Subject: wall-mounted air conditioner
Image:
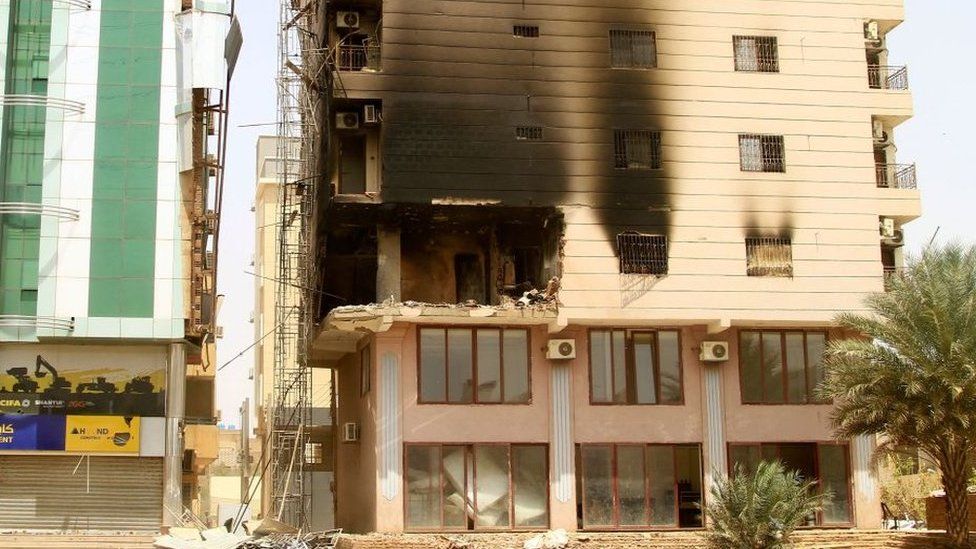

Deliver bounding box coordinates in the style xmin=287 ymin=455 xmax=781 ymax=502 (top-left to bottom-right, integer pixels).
xmin=364 ymin=104 xmax=379 ymax=124
xmin=547 ymin=339 xmax=577 ymax=360
xmin=337 ymin=11 xmax=360 ymax=29
xmin=700 ymin=341 xmax=730 ymax=362
xmin=336 ymin=112 xmax=360 ymax=130
xmin=342 ymin=422 xmax=360 ymax=442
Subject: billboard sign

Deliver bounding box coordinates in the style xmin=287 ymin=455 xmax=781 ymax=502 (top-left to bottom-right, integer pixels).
xmin=0 ymin=347 xmax=166 ymax=417
xmin=64 ymin=416 xmax=141 ymax=454
xmin=0 ymin=414 xmax=67 ymax=451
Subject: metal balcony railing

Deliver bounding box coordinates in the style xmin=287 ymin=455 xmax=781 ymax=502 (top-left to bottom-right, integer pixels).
xmin=337 ymin=45 xmax=380 ymax=71
xmin=868 ymin=64 xmax=909 ymax=90
xmin=883 ymin=266 xmax=903 ymax=291
xmin=875 ymin=163 xmax=917 ymax=189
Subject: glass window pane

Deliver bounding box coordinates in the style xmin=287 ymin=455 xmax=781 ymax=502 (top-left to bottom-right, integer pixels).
xmin=617 ymin=446 xmax=647 ymax=526
xmin=658 ymin=331 xmax=682 ymax=403
xmin=406 ymin=446 xmax=441 ymax=528
xmin=612 ymin=330 xmax=627 ymax=403
xmin=646 ymin=446 xmax=676 ymax=526
xmin=581 ymin=445 xmax=614 ymax=527
xmin=762 ymin=332 xmax=784 ymax=403
xmin=476 ymin=330 xmax=502 ymax=403
xmin=448 ymin=329 xmax=474 ymax=403
xmin=806 ymin=333 xmax=827 ymax=401
xmin=786 ymin=333 xmax=807 ymax=403
xmin=633 ymin=333 xmax=657 ymax=404
xmin=674 ymin=446 xmax=703 ymax=528
xmin=503 ymin=330 xmax=530 ymax=403
xmin=590 ymin=331 xmax=613 ymax=403
xmin=441 ymin=446 xmax=469 ymax=528
xmin=739 ymin=332 xmax=763 ymax=403
xmin=818 ymin=445 xmax=852 ymax=524
xmin=513 ymin=446 xmax=549 ymax=528
xmin=420 ymin=329 xmax=446 ymax=402
xmin=475 ymin=446 xmax=511 ymax=528
xmin=728 ymin=445 xmax=761 ymax=476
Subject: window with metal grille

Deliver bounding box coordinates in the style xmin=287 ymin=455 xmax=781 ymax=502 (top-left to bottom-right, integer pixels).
xmin=614 ymin=130 xmax=662 ymax=170
xmin=609 ymin=29 xmax=657 ymax=69
xmin=745 ymin=237 xmax=793 ymax=277
xmin=513 ymin=25 xmax=539 ymax=38
xmin=617 ymin=233 xmax=668 ymax=275
xmin=515 ymin=126 xmax=543 ymax=140
xmin=733 ymin=36 xmax=779 ymax=72
xmin=739 ymin=134 xmax=785 ymax=172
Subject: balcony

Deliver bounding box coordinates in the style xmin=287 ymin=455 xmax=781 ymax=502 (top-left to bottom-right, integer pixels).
xmin=883 ymin=266 xmax=904 ymax=291
xmin=337 ymin=44 xmax=380 ymax=71
xmin=876 ymin=163 xmax=916 ymax=189
xmin=868 ymin=65 xmax=909 ymax=90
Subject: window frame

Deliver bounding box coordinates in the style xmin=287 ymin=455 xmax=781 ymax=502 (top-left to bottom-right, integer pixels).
xmin=737 ymin=330 xmax=830 ymax=405
xmin=744 ymin=236 xmax=793 ymax=277
xmin=617 ymin=232 xmax=669 ymax=275
xmin=513 ymin=25 xmax=540 ymax=38
xmin=727 ymin=441 xmax=853 ymax=526
xmin=738 ymin=134 xmax=785 ymax=173
xmin=733 ymin=35 xmax=780 ymax=73
xmin=613 ymin=129 xmax=663 ymax=170
xmin=417 ymin=326 xmax=533 ymax=405
xmin=577 ymin=443 xmax=704 ymax=530
xmin=588 ymin=328 xmax=685 ymax=406
xmin=609 ymin=28 xmax=658 ymax=69
xmin=403 ymin=442 xmax=551 ymax=532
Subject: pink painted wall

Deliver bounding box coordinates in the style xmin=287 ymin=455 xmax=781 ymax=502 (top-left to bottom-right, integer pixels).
xmin=335 ymin=343 xmax=377 ymax=534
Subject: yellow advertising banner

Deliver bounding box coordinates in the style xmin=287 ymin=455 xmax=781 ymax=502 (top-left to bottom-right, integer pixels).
xmin=64 ymin=416 xmax=140 ymax=453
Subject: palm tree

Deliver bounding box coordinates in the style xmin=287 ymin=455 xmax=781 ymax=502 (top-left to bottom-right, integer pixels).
xmin=820 ymin=244 xmax=976 ymax=548
xmin=705 ymin=461 xmax=827 ymax=549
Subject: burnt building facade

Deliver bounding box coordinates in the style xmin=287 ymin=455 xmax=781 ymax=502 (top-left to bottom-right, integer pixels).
xmin=291 ymin=0 xmax=919 ymax=534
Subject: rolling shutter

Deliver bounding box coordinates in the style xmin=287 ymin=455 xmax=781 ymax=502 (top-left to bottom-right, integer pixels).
xmin=0 ymin=456 xmax=163 ymax=532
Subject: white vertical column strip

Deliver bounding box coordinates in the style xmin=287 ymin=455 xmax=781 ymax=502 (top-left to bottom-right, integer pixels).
xmin=703 ymin=365 xmax=726 ymax=480
xmin=379 ymin=350 xmax=401 ymax=501
xmin=551 ymin=364 xmax=573 ymax=503
xmin=154 ymin=0 xmax=180 ymax=328
xmin=852 ymin=434 xmax=877 ymax=498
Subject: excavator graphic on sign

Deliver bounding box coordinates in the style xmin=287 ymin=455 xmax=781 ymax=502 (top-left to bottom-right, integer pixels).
xmin=5 ymin=367 xmax=38 ymax=393
xmin=76 ymin=377 xmax=118 ymax=394
xmin=34 ymin=355 xmax=72 ymax=395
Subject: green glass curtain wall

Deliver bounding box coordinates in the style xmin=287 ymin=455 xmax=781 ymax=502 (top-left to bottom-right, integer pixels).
xmin=0 ymin=0 xmax=52 ymax=317
xmin=88 ymin=0 xmax=164 ymax=318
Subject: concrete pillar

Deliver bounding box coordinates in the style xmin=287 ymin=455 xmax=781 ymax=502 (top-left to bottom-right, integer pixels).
xmin=163 ymin=342 xmax=187 ymax=528
xmin=701 ymin=361 xmax=726 ymax=522
xmin=376 ymin=226 xmax=401 ymax=303
xmin=549 ymin=362 xmax=577 ymax=530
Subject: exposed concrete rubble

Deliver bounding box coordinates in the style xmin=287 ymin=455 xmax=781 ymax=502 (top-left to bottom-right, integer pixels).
xmin=153 ymin=527 xmax=341 ymax=549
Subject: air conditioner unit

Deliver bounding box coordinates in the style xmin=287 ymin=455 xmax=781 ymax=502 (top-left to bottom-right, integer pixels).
xmin=883 ymin=229 xmax=905 ymax=248
xmin=336 ymin=111 xmax=359 ymax=130
xmin=864 ymin=20 xmax=880 ymax=41
xmin=363 ymin=104 xmax=379 ymax=124
xmin=342 ymin=422 xmax=360 ymax=442
xmin=547 ymin=339 xmax=577 ymax=360
xmin=215 ymin=326 xmax=224 ymax=339
xmin=873 ymin=120 xmax=888 ymax=142
xmin=880 ymin=217 xmax=896 ymax=238
xmin=337 ymin=11 xmax=360 ymax=29
xmin=700 ymin=341 xmax=730 ymax=362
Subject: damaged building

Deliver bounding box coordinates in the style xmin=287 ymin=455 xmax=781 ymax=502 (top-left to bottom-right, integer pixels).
xmin=273 ymin=0 xmax=920 ymax=535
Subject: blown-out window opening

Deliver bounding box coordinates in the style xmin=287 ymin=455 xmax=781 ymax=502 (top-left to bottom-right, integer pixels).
xmin=745 ymin=237 xmax=793 ymax=277
xmin=733 ymin=36 xmax=779 ymax=72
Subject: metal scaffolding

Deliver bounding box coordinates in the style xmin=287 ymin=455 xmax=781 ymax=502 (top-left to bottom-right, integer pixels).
xmin=271 ymin=0 xmax=327 ymax=529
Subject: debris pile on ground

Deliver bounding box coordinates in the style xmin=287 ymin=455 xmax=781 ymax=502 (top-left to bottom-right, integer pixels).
xmin=153 ymin=527 xmax=341 ymax=549
xmin=523 ymin=530 xmax=569 ymax=549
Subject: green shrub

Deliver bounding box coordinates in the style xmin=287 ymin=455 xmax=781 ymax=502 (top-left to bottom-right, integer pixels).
xmin=706 ymin=461 xmax=828 ymax=549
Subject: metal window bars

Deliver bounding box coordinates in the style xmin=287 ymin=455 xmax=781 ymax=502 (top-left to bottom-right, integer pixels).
xmin=52 ymin=0 xmax=92 ymax=8
xmin=0 ymin=202 xmax=80 ymax=221
xmin=513 ymin=25 xmax=540 ymax=38
xmin=614 ymin=130 xmax=662 ymax=170
xmin=883 ymin=266 xmax=903 ymax=291
xmin=0 ymin=315 xmax=74 ymax=331
xmin=875 ymin=163 xmax=917 ymax=189
xmin=515 ymin=126 xmax=543 ymax=140
xmin=867 ymin=65 xmax=909 ymax=90
xmin=617 ymin=233 xmax=669 ymax=275
xmin=609 ymin=29 xmax=657 ymax=69
xmin=745 ymin=237 xmax=793 ymax=277
xmin=0 ymin=94 xmax=85 ymax=114
xmin=739 ymin=134 xmax=785 ymax=173
xmin=733 ymin=36 xmax=779 ymax=72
